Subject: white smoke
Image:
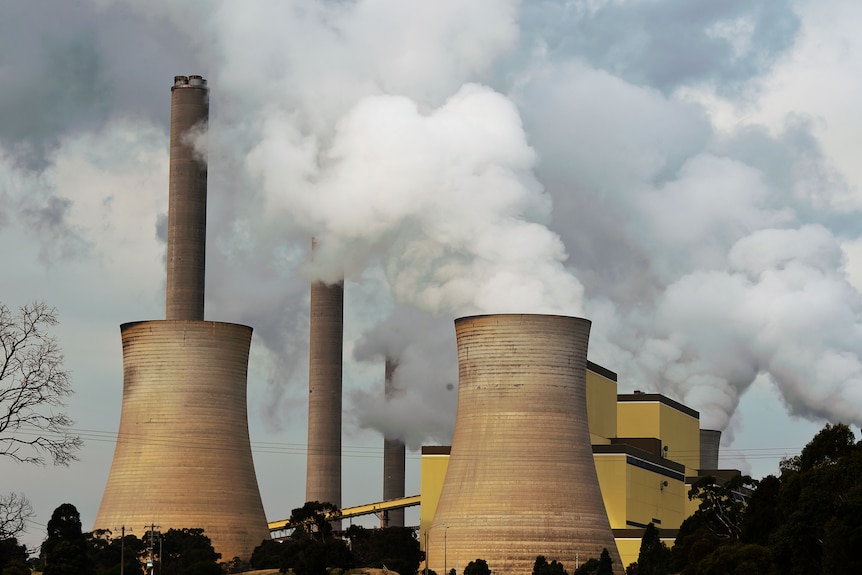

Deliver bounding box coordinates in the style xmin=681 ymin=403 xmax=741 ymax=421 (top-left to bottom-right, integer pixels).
xmin=5 ymin=0 xmax=862 ymax=455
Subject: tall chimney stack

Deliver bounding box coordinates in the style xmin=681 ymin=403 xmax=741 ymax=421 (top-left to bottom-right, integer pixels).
xmin=381 ymin=358 xmax=406 ymax=527
xmin=95 ymin=76 xmax=269 ymax=561
xmin=428 ymin=314 xmax=622 ymax=575
xmin=306 ymin=266 xmax=344 ymax=511
xmin=166 ymin=74 xmax=208 ymax=320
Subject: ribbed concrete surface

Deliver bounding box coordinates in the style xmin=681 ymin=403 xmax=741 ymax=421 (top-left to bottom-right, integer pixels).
xmin=166 ymin=75 xmax=208 ymax=321
xmin=428 ymin=314 xmax=622 ymax=575
xmin=306 ymin=280 xmax=343 ymax=508
xmin=95 ymin=320 xmax=269 ymax=561
xmin=383 ymin=358 xmax=406 ymax=527
xmin=699 ymin=429 xmax=721 ymax=470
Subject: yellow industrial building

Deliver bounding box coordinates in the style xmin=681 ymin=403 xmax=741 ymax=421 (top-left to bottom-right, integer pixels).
xmin=419 ymin=361 xmax=734 ymax=569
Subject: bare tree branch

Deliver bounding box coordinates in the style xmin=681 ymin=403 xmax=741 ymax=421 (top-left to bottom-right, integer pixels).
xmin=0 ymin=492 xmax=34 ymax=540
xmin=0 ymin=301 xmax=82 ymax=466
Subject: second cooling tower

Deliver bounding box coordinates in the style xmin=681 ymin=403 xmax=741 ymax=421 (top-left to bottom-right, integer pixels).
xmin=428 ymin=314 xmax=622 ymax=575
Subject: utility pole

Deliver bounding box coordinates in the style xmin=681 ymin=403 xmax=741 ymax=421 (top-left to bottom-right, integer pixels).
xmin=146 ymin=524 xmax=160 ymax=575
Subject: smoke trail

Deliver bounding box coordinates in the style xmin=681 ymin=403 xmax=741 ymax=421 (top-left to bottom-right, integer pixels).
xmin=6 ymin=0 xmax=862 ymax=452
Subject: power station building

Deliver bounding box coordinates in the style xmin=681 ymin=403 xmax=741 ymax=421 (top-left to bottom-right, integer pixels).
xmin=419 ymin=353 xmax=735 ymax=570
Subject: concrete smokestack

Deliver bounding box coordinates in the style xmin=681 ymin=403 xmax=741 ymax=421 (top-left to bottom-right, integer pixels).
xmin=306 ymin=276 xmax=344 ymax=510
xmin=428 ymin=314 xmax=622 ymax=575
xmin=166 ymin=74 xmax=208 ymax=321
xmin=95 ymin=76 xmax=269 ymax=560
xmin=700 ymin=429 xmax=722 ymax=470
xmin=381 ymin=358 xmax=406 ymax=528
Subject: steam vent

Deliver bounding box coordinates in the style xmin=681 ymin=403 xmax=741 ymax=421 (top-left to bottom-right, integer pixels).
xmin=94 ymin=75 xmax=269 ymax=561
xmin=428 ymin=314 xmax=623 ymax=575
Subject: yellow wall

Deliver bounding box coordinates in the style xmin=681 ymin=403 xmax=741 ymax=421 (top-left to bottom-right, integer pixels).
xmin=617 ymin=398 xmax=701 ymax=474
xmin=419 ymin=449 xmax=450 ymax=550
xmin=586 ymin=368 xmax=618 ymax=444
xmin=593 ymin=453 xmax=628 ymax=528
xmin=624 ymin=461 xmax=685 ymax=529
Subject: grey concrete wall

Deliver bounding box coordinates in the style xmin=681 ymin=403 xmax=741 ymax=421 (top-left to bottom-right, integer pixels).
xmin=700 ymin=429 xmax=722 ymax=470
xmin=94 ymin=320 xmax=269 ymax=561
xmin=428 ymin=314 xmax=622 ymax=575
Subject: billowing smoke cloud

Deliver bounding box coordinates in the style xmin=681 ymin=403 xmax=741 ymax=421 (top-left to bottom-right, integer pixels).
xmin=3 ymin=0 xmax=862 ymax=460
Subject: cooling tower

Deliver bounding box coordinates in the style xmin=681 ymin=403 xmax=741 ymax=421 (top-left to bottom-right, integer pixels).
xmin=306 ymin=279 xmax=344 ymax=509
xmin=428 ymin=314 xmax=622 ymax=575
xmin=94 ymin=321 xmax=270 ymax=560
xmin=95 ymin=75 xmax=269 ymax=560
xmin=382 ymin=358 xmax=406 ymax=528
xmin=166 ymin=74 xmax=207 ymax=321
xmin=700 ymin=429 xmax=722 ymax=470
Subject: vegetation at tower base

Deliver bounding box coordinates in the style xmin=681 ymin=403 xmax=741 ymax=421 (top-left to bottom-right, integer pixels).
xmin=625 ymin=523 xmax=670 ymax=575
xmin=463 ymin=558 xmax=490 ymax=575
xmin=669 ymin=422 xmax=862 ymax=575
xmin=345 ymin=525 xmax=422 ymax=575
xmin=160 ymin=528 xmax=222 ymax=575
xmin=0 ymin=537 xmax=28 ymax=575
xmin=87 ymin=529 xmax=146 ymax=575
xmin=533 ymin=555 xmax=568 ymax=575
xmin=41 ymin=503 xmax=92 ymax=575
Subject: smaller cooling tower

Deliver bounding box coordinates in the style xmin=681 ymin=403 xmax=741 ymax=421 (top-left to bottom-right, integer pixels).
xmin=382 ymin=358 xmax=406 ymax=527
xmin=428 ymin=314 xmax=622 ymax=575
xmin=700 ymin=429 xmax=722 ymax=470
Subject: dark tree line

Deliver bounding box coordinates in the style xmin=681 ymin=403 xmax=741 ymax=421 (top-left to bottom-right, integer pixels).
xmin=250 ymin=501 xmax=423 ymax=575
xmin=627 ymin=422 xmax=862 ymax=575
xmin=18 ymin=503 xmax=225 ymax=575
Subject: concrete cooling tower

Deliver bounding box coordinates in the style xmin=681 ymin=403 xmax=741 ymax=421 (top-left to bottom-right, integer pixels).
xmin=94 ymin=75 xmax=269 ymax=561
xmin=427 ymin=314 xmax=622 ymax=575
xmin=699 ymin=429 xmax=722 ymax=470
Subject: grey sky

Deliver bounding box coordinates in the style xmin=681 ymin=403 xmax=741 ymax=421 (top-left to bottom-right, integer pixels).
xmin=3 ymin=0 xmax=861 ymax=554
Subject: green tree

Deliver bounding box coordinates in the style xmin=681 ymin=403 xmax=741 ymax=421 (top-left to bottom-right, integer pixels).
xmin=769 ymin=423 xmax=862 ymax=575
xmin=633 ymin=523 xmax=670 ymax=575
xmin=596 ymin=549 xmax=613 ymax=575
xmin=686 ymin=474 xmax=753 ymax=540
xmin=289 ymin=501 xmax=341 ymax=541
xmin=86 ymin=529 xmax=145 ymax=575
xmin=671 ymin=527 xmax=722 ymax=575
xmin=159 ymin=528 xmax=221 ymax=575
xmin=345 ymin=526 xmax=421 ymax=575
xmin=464 ymin=558 xmax=490 ymax=575
xmin=283 ymin=538 xmax=351 ymax=575
xmin=572 ymin=558 xmax=598 ymax=575
xmin=0 ymin=537 xmax=28 ymax=575
xmin=249 ymin=539 xmax=284 ymax=570
xmin=534 ymin=556 xmax=568 ymax=575
xmin=693 ymin=542 xmax=774 ymax=575
xmin=41 ymin=503 xmax=91 ymax=575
